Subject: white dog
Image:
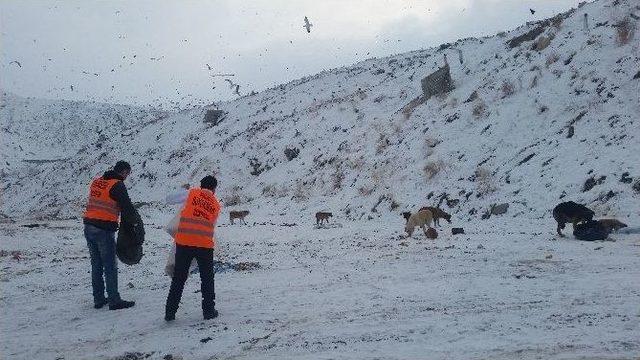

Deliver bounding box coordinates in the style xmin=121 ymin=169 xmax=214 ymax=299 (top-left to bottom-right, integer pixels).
xmin=405 ymin=209 xmax=434 ymax=237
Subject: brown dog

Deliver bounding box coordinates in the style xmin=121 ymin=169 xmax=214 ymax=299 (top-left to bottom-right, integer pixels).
xmin=316 ymin=212 xmax=333 ymax=225
xmin=419 ymin=206 xmax=452 ymax=227
xmin=597 ymin=219 xmax=628 ymax=233
xmin=229 ymin=210 xmax=250 ymax=225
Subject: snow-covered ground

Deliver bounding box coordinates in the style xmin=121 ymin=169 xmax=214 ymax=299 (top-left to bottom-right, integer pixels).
xmin=1 ymin=216 xmax=639 ymax=359
xmin=1 ymin=0 xmax=640 ymax=358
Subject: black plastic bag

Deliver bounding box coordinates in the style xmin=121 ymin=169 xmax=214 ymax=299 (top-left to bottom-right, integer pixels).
xmin=573 ymin=220 xmax=609 ymax=241
xmin=117 ymin=212 xmax=145 ymax=265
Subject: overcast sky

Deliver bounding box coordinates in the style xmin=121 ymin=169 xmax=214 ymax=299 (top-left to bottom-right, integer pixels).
xmin=1 ymin=0 xmax=583 ymax=109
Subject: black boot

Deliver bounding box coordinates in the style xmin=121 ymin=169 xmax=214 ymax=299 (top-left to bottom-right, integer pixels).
xmin=204 ymin=309 xmax=219 ymax=320
xmin=94 ymin=300 xmax=108 ymax=309
xmin=165 ymin=312 xmax=175 ymax=322
xmin=109 ymin=300 xmax=135 ymax=310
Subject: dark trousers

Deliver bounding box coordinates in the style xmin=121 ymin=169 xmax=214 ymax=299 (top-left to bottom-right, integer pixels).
xmin=84 ymin=224 xmax=121 ymax=306
xmin=165 ymin=244 xmax=216 ymax=317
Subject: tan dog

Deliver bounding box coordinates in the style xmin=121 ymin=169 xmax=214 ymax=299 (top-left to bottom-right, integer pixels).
xmin=229 ymin=210 xmax=250 ymax=224
xmin=597 ymin=219 xmax=627 ymax=233
xmin=419 ymin=206 xmax=452 ymax=227
xmin=405 ymin=209 xmax=434 ymax=237
xmin=315 ymin=212 xmax=333 ymax=225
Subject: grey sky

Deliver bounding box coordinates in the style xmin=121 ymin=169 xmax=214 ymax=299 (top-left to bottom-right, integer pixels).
xmin=1 ymin=0 xmax=582 ymax=109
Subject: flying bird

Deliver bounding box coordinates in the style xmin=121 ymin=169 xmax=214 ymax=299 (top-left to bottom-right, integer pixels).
xmin=9 ymin=60 xmax=21 ymax=67
xmin=224 ymin=78 xmax=241 ymax=96
xmin=206 ymin=64 xmax=213 ymax=70
xmin=70 ymin=85 xmax=74 ymax=91
xmin=303 ymin=16 xmax=313 ymax=33
xmin=530 ymin=8 xmax=535 ymax=15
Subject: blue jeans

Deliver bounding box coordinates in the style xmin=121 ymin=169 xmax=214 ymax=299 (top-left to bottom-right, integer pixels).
xmin=84 ymin=224 xmax=121 ymax=306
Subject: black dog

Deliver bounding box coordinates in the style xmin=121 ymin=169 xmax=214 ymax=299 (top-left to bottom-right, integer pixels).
xmin=552 ymin=201 xmax=594 ymax=237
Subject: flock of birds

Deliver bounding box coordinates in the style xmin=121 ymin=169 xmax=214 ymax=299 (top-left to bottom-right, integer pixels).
xmin=5 ymin=7 xmax=538 ymax=109
xmin=5 ymin=15 xmax=316 ymax=110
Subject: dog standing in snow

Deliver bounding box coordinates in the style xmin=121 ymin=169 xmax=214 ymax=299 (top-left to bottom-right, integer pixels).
xmin=405 ymin=209 xmax=434 ymax=237
xmin=315 ymin=212 xmax=333 ymax=225
xmin=552 ymin=201 xmax=594 ymax=237
xmin=229 ymin=210 xmax=250 ymax=225
xmin=419 ymin=206 xmax=452 ymax=227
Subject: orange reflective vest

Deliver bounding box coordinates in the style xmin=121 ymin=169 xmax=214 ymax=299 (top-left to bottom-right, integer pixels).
xmin=83 ymin=177 xmax=121 ymax=222
xmin=175 ymin=188 xmax=221 ymax=249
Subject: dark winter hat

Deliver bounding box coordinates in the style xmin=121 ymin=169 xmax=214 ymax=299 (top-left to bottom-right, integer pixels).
xmin=114 ymin=160 xmax=131 ymax=173
xmin=200 ymin=175 xmax=217 ymax=191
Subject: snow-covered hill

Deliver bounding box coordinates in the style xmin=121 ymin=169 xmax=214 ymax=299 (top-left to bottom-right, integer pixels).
xmin=1 ymin=0 xmax=639 ymax=223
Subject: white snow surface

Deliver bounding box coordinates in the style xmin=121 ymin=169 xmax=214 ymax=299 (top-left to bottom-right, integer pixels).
xmin=1 ymin=218 xmax=639 ymax=359
xmin=1 ymin=0 xmax=640 ymax=358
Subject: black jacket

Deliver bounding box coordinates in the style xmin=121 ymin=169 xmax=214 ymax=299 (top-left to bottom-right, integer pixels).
xmin=83 ymin=170 xmax=137 ymax=232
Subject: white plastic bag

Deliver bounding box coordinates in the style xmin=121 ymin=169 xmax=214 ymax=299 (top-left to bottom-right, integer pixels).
xmin=164 ymin=243 xmax=177 ymax=277
xmin=164 ymin=212 xmax=180 ymax=238
xmin=164 ymin=242 xmax=199 ymax=277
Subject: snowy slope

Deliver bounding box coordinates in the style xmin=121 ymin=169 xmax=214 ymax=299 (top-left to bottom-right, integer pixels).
xmin=0 ymin=93 xmax=169 ymax=218
xmin=2 ymin=1 xmax=639 ymax=224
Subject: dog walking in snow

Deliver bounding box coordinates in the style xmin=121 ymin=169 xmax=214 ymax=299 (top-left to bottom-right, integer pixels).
xmin=315 ymin=212 xmax=333 ymax=225
xmin=229 ymin=210 xmax=249 ymax=225
xmin=405 ymin=209 xmax=434 ymax=237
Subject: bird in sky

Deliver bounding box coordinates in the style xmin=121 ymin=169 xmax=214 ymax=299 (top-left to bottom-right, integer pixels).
xmin=224 ymin=78 xmax=241 ymax=96
xmin=303 ymin=16 xmax=313 ymax=33
xmin=9 ymin=60 xmax=21 ymax=67
xmin=206 ymin=64 xmax=213 ymax=70
xmin=530 ymin=8 xmax=536 ymax=15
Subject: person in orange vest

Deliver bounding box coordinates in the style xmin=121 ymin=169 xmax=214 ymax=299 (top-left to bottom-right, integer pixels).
xmin=165 ymin=175 xmax=222 ymax=321
xmin=83 ymin=161 xmax=138 ymax=310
